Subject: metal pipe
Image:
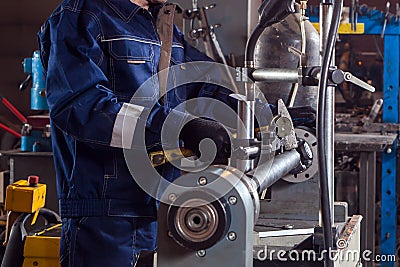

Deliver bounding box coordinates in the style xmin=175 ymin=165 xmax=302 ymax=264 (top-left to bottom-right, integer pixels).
xmin=251 ymin=68 xmax=298 ymax=83
xmin=247 ymin=149 xmax=301 ymax=193
xmin=236 ymin=96 xmax=255 ymax=172
xmin=198 ymin=7 xmax=218 ymax=61
xmin=319 ymin=1 xmax=335 ymax=228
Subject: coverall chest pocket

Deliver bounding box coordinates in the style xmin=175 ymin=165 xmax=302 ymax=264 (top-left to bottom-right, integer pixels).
xmin=107 ymin=38 xmax=158 ymax=102
xmin=170 ymin=45 xmax=187 ymax=102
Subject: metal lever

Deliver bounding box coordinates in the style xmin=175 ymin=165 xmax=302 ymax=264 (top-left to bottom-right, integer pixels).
xmin=188 ymin=24 xmax=221 ymax=39
xmin=362 ymin=99 xmax=383 ymax=129
xmin=343 ymin=72 xmax=375 ymax=92
xmin=331 ymin=69 xmax=375 ymax=92
xmin=381 ymin=1 xmax=390 ymax=38
xmin=19 ymin=74 xmax=32 ymax=91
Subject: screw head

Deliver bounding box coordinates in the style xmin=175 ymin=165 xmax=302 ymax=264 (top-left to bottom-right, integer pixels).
xmin=228 ymin=231 xmax=237 ymax=241
xmin=198 ymin=177 xmax=207 ymax=186
xmin=228 ymin=196 xmax=237 ymax=205
xmin=386 ymin=148 xmax=392 ymax=154
xmin=168 ymin=193 xmax=177 ymax=202
xmin=197 ymin=250 xmax=206 ymax=257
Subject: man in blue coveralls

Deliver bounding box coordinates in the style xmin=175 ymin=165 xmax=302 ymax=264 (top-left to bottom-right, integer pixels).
xmin=38 ymin=0 xmax=239 ymax=266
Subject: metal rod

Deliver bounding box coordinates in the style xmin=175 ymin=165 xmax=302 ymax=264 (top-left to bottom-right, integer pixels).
xmin=251 ymin=68 xmax=298 ymax=83
xmin=236 ymin=94 xmax=255 ymax=172
xmin=0 ymin=123 xmax=22 ymax=138
xmin=319 ymin=1 xmax=335 ymax=228
xmin=247 ymin=149 xmax=300 ymax=193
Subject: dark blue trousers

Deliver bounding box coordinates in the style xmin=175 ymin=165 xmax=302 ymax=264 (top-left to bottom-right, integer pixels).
xmin=60 ymin=216 xmax=157 ymax=267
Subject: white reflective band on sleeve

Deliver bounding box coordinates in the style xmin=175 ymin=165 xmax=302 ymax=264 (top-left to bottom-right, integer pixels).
xmin=110 ymin=103 xmax=145 ymax=148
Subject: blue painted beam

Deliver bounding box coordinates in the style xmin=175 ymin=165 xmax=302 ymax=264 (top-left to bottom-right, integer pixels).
xmin=381 ymin=35 xmax=399 ymax=267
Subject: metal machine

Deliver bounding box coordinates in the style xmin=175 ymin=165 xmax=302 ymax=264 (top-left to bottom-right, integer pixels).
xmin=156 ymin=0 xmax=376 ymax=266
xmin=2 ymin=176 xmax=61 ymax=267
xmin=19 ymin=51 xmax=51 ymax=153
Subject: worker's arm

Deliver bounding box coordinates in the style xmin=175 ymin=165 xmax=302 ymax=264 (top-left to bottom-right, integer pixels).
xmin=178 ymin=32 xmax=238 ymax=120
xmin=38 ymin=10 xmax=185 ymax=149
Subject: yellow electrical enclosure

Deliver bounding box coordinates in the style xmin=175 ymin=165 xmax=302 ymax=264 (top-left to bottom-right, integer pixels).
xmin=5 ymin=179 xmax=46 ymax=213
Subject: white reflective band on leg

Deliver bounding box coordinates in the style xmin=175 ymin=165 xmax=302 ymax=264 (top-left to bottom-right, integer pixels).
xmin=110 ymin=103 xmax=145 ymax=148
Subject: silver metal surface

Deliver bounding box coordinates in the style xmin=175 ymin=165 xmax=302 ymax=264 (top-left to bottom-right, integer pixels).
xmin=247 ymin=149 xmax=301 ymax=193
xmin=282 ymin=128 xmax=318 ymax=183
xmin=254 ymin=13 xmax=320 ymax=109
xmin=174 ymin=198 xmax=219 ymax=243
xmin=157 ymin=166 xmax=256 ymax=267
xmin=260 ymin=171 xmax=320 ymax=222
xmin=277 ymin=99 xmax=298 ymax=150
xmin=359 ymin=152 xmax=376 ymax=259
xmin=236 ymin=92 xmax=255 ymax=172
xmin=362 ymin=99 xmax=383 ymax=129
xmin=258 ymin=228 xmax=314 ymax=238
xmin=320 ymin=2 xmax=335 ymax=227
xmin=251 ymin=68 xmax=298 ymax=83
xmin=240 ymin=146 xmax=260 ymax=158
xmin=343 ymin=72 xmax=375 ymax=92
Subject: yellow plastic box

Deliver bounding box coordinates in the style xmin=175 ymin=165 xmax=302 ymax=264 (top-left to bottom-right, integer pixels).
xmin=5 ymin=180 xmax=46 ymax=213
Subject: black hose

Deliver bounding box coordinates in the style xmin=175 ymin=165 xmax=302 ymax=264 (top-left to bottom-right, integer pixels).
xmin=245 ymin=25 xmax=265 ymax=66
xmin=317 ymin=0 xmax=343 ymax=266
xmin=245 ymin=0 xmax=295 ymax=66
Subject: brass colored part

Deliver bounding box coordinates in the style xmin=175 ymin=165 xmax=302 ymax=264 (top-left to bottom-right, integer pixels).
xmin=149 ymin=148 xmax=195 ymax=167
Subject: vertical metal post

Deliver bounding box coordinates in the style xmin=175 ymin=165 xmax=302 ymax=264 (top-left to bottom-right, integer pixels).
xmin=359 ymin=152 xmax=376 ymax=267
xmin=236 ymin=83 xmax=255 ymax=172
xmin=319 ymin=2 xmax=335 ymax=226
xmin=247 ymin=0 xmax=260 ymax=39
xmin=381 ymin=35 xmax=399 ymax=267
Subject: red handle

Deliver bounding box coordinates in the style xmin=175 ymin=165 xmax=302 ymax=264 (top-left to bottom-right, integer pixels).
xmin=1 ymin=97 xmax=27 ymax=123
xmin=0 ymin=122 xmax=22 ymax=138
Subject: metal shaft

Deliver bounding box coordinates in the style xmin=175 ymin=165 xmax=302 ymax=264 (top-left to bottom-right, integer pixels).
xmin=247 ymin=149 xmax=301 ymax=193
xmin=236 ymin=91 xmax=255 ymax=172
xmin=319 ymin=2 xmax=335 ymax=227
xmin=198 ymin=7 xmax=219 ymax=61
xmin=251 ymin=68 xmax=299 ymax=83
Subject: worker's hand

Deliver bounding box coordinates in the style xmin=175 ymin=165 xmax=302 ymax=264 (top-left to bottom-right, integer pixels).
xmin=179 ymin=118 xmax=231 ymax=163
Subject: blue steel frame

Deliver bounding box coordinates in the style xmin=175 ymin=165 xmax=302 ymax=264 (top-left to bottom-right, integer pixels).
xmin=309 ymin=7 xmax=399 ymax=266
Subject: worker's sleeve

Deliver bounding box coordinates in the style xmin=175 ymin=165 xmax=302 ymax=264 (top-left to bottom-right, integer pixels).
xmin=38 ymin=11 xmax=185 ymax=149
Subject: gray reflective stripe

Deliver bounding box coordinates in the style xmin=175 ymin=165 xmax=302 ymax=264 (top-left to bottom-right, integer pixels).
xmin=110 ymin=103 xmax=145 ymax=148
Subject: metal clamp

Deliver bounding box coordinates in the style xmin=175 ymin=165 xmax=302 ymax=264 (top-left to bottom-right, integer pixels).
xmin=330 ymin=69 xmax=375 ymax=92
